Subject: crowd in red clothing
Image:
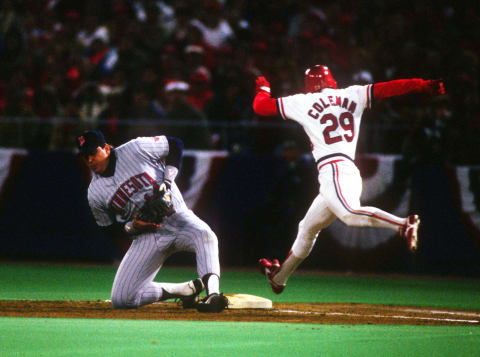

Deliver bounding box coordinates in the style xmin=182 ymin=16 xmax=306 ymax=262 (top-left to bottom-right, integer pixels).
xmin=0 ymin=0 xmax=478 ymax=163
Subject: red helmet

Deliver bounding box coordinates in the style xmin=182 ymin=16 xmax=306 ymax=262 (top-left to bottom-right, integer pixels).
xmin=304 ymin=65 xmax=337 ymax=92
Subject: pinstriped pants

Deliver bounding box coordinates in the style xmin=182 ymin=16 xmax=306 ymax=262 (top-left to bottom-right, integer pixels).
xmin=111 ymin=210 xmax=220 ymax=308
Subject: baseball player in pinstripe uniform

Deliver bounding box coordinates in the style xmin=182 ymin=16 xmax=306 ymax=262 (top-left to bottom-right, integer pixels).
xmin=77 ymin=130 xmax=228 ymax=312
xmin=253 ymin=65 xmax=446 ymax=294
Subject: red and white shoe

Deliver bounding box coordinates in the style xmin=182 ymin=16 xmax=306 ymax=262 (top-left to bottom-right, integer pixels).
xmin=258 ymin=258 xmax=285 ymax=294
xmin=399 ymin=215 xmax=420 ymax=251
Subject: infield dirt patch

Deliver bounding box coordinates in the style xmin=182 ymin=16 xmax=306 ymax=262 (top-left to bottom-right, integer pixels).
xmin=1 ymin=300 xmax=479 ymax=326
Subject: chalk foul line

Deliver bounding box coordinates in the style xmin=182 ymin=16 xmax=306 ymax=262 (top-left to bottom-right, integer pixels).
xmin=275 ymin=309 xmax=480 ymax=324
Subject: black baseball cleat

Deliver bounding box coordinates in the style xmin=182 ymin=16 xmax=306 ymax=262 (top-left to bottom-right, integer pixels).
xmin=179 ymin=278 xmax=205 ymax=309
xmin=196 ymin=293 xmax=229 ymax=313
xmin=180 ymin=295 xmax=200 ymax=309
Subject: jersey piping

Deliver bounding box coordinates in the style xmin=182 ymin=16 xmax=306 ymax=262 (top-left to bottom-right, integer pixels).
xmin=330 ymin=161 xmax=402 ymax=227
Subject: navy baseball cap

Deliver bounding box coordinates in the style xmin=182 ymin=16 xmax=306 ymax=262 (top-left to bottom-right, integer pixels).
xmin=77 ymin=130 xmax=106 ymax=156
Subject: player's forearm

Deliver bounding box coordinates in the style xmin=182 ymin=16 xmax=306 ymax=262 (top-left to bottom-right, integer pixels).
xmin=253 ymin=92 xmax=278 ymax=116
xmin=373 ymin=79 xmax=431 ymax=99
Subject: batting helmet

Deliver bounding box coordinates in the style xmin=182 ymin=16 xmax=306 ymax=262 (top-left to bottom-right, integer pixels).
xmin=304 ymin=65 xmax=337 ymax=92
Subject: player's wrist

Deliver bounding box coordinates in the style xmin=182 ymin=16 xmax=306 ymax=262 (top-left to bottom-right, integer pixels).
xmin=255 ymin=76 xmax=271 ymax=94
xmin=164 ymin=165 xmax=178 ymax=186
xmin=124 ymin=221 xmax=138 ymax=235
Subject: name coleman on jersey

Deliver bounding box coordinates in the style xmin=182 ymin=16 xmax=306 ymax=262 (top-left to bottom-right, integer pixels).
xmin=306 ymin=95 xmax=358 ymax=120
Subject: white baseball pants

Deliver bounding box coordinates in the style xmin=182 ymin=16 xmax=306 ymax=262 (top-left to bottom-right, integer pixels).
xmin=291 ymin=159 xmax=406 ymax=259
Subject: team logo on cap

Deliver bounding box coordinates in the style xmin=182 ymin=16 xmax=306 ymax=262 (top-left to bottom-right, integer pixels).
xmin=78 ymin=136 xmax=85 ymax=147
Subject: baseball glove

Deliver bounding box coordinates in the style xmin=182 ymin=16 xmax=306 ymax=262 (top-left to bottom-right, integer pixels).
xmin=137 ymin=183 xmax=175 ymax=224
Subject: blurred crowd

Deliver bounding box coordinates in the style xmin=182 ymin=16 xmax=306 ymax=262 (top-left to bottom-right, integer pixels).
xmin=0 ymin=0 xmax=479 ymax=164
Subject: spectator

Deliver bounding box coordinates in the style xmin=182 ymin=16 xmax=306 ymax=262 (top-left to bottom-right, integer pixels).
xmin=204 ymin=69 xmax=253 ymax=150
xmin=187 ymin=71 xmax=213 ymax=112
xmin=0 ymin=27 xmax=26 ymax=79
xmin=183 ymin=44 xmax=211 ymax=81
xmin=0 ymin=0 xmax=476 ymax=163
xmin=77 ymin=14 xmax=109 ymax=48
xmin=190 ymin=1 xmax=234 ymax=50
xmin=97 ymin=91 xmax=128 ymax=146
xmin=124 ymin=86 xmax=164 ymax=139
xmin=401 ymin=97 xmax=452 ymax=168
xmin=162 ymin=80 xmax=212 ymax=150
xmin=73 ymin=81 xmax=107 ymax=125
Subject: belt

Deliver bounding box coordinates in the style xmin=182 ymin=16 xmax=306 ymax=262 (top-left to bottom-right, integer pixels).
xmin=316 ymin=153 xmax=354 ymax=171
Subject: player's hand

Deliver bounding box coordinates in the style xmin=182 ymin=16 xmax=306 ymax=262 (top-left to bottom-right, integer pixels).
xmin=159 ymin=178 xmax=171 ymax=192
xmin=157 ymin=182 xmax=175 ymax=217
xmin=132 ymin=215 xmax=161 ymax=232
xmin=424 ymin=79 xmax=446 ymax=96
xmin=255 ymin=76 xmax=271 ymax=94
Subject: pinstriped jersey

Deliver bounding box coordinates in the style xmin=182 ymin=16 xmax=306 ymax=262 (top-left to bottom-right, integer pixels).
xmin=277 ymin=85 xmax=372 ymax=161
xmin=88 ymin=136 xmax=188 ymax=227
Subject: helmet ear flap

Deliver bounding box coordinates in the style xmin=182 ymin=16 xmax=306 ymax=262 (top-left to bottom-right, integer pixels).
xmin=305 ymin=65 xmax=337 ymax=92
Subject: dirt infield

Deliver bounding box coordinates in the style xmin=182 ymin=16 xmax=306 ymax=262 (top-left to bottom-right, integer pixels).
xmin=1 ymin=300 xmax=479 ymax=326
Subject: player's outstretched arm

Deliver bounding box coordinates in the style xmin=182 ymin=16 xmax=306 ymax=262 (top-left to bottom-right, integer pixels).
xmin=373 ymin=78 xmax=446 ymax=100
xmin=253 ymin=76 xmax=278 ymax=117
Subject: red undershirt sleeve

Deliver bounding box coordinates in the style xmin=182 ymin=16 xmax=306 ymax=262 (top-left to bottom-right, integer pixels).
xmin=373 ymin=79 xmax=427 ymax=100
xmin=253 ymin=91 xmax=278 ymax=116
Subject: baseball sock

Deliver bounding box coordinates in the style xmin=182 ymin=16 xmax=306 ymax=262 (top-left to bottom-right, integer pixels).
xmin=159 ymin=281 xmax=197 ymax=300
xmin=202 ymin=273 xmax=220 ymax=295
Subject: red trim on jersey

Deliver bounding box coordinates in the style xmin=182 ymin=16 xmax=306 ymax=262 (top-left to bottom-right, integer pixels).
xmin=253 ymin=91 xmax=278 ymax=116
xmin=373 ymin=79 xmax=427 ymax=100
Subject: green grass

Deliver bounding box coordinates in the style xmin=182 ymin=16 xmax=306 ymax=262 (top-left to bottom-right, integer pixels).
xmin=1 ymin=317 xmax=479 ymax=357
xmin=2 ymin=263 xmax=480 ymax=310
xmin=1 ymin=263 xmax=480 ymax=357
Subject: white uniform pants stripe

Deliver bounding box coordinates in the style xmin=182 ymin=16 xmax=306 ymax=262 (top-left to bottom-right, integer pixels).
xmin=329 ymin=161 xmax=405 ymax=229
xmin=291 ymin=160 xmax=406 ymax=260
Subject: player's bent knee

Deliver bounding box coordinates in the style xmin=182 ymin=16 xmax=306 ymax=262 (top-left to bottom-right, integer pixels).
xmin=201 ymin=228 xmax=218 ymax=245
xmin=111 ymin=292 xmax=139 ymax=309
xmin=111 ymin=298 xmax=138 ymax=309
xmin=297 ymin=219 xmax=318 ymax=240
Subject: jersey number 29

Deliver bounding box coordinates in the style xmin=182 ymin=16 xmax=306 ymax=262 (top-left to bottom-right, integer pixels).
xmin=320 ymin=112 xmax=355 ymax=145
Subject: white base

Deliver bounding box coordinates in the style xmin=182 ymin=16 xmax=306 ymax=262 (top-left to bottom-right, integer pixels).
xmin=225 ymin=294 xmax=273 ymax=309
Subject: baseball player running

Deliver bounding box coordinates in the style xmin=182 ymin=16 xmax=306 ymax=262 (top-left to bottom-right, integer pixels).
xmin=77 ymin=130 xmax=228 ymax=312
xmin=253 ymin=65 xmax=446 ymax=294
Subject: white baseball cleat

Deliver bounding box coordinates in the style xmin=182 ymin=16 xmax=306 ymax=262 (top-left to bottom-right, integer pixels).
xmin=400 ymin=215 xmax=420 ymax=251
